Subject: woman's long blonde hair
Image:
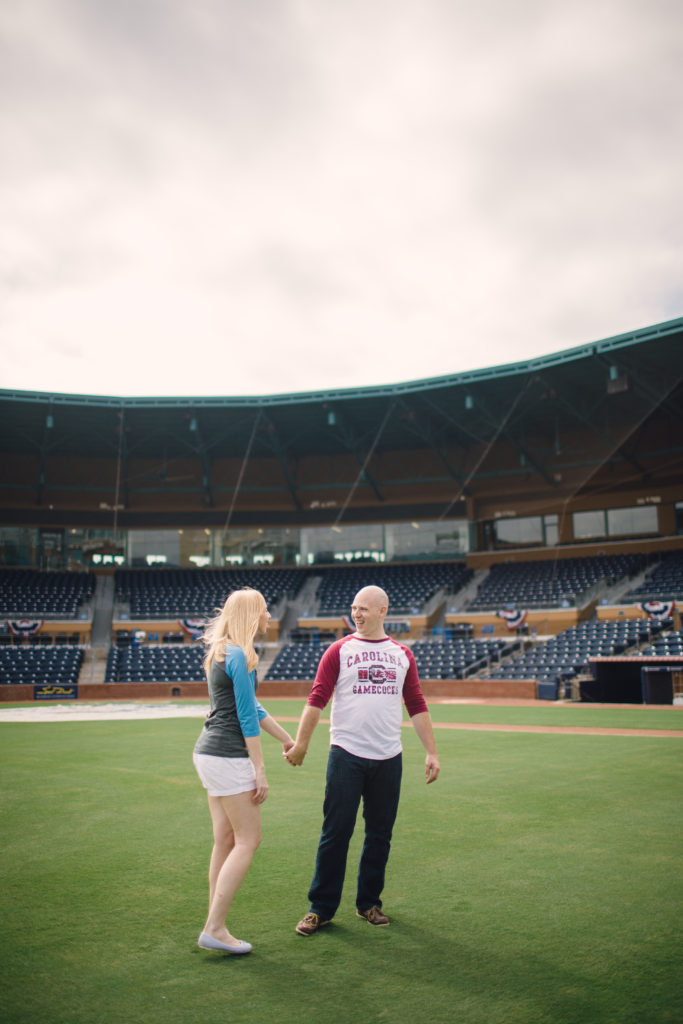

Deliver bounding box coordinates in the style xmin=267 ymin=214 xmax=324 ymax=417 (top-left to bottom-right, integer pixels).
xmin=202 ymin=587 xmax=266 ymax=678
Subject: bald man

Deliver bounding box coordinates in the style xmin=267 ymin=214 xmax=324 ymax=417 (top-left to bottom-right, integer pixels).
xmin=285 ymin=585 xmax=440 ymax=935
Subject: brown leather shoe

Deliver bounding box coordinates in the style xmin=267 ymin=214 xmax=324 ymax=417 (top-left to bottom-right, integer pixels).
xmin=356 ymin=906 xmax=390 ymax=926
xmin=295 ymin=912 xmax=331 ymax=936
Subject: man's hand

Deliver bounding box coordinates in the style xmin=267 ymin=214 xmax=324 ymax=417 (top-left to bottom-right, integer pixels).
xmin=284 ymin=742 xmax=307 ymax=766
xmin=425 ymin=754 xmax=440 ymax=784
xmin=410 ymin=712 xmax=440 ymax=784
xmin=284 ymin=705 xmax=321 ymax=766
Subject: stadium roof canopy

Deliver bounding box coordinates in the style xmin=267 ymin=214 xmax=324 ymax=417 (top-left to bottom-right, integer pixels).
xmin=1 ymin=318 xmax=682 ymax=530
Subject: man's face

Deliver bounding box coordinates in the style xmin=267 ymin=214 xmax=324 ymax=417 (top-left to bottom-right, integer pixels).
xmin=351 ymin=589 xmax=386 ymax=637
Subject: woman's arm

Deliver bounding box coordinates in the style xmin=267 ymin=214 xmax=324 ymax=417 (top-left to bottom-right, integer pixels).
xmin=260 ymin=714 xmax=294 ymax=752
xmin=226 ymin=647 xmax=262 ymax=739
xmin=244 ymin=735 xmax=268 ymax=804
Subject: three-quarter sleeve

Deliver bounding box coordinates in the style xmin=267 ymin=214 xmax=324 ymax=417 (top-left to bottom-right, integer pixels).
xmin=225 ymin=646 xmax=261 ymax=738
xmin=402 ymin=649 xmax=429 ymax=717
xmin=307 ymin=641 xmax=341 ymax=709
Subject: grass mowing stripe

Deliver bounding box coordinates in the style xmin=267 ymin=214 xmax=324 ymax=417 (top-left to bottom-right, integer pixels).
xmin=1 ymin=719 xmax=681 ymax=1024
xmin=422 ymin=702 xmax=683 ymax=730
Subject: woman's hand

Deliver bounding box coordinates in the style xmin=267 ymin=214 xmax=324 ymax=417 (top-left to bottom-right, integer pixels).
xmin=282 ymin=738 xmax=295 ymax=756
xmin=252 ymin=766 xmax=269 ymax=804
xmin=284 ymin=742 xmax=307 ymax=766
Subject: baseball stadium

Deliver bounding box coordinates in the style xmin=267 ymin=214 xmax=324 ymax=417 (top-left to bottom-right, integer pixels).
xmin=1 ymin=317 xmax=682 ymax=1024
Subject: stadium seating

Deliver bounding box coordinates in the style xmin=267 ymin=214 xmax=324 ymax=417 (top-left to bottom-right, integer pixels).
xmin=289 ymin=627 xmax=338 ymax=643
xmin=265 ymin=635 xmax=518 ymax=682
xmin=624 ymin=550 xmax=683 ymax=602
xmin=0 ymin=569 xmax=95 ymax=617
xmin=264 ymin=642 xmax=333 ymax=681
xmin=315 ymin=562 xmax=472 ymax=616
xmin=640 ymin=625 xmax=683 ymax=656
xmin=468 ymin=554 xmax=646 ymax=610
xmin=0 ymin=646 xmax=83 ymax=685
xmin=479 ymin=618 xmax=664 ymax=690
xmin=410 ymin=637 xmax=517 ymax=679
xmin=105 ymin=644 xmax=205 ymax=683
xmin=114 ymin=568 xmax=307 ymax=618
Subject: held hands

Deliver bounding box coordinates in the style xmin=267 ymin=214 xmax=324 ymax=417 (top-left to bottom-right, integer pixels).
xmin=283 ymin=742 xmax=307 ymax=766
xmin=425 ymin=754 xmax=440 ymax=784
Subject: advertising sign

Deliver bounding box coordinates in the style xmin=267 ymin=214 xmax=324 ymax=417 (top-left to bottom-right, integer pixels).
xmin=34 ymin=684 xmax=78 ymax=701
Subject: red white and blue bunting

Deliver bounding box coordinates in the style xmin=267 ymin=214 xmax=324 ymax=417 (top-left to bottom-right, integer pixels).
xmin=496 ymin=609 xmax=528 ymax=630
xmin=7 ymin=619 xmax=43 ymax=637
xmin=178 ymin=618 xmax=205 ymax=638
xmin=639 ymin=601 xmax=675 ymax=620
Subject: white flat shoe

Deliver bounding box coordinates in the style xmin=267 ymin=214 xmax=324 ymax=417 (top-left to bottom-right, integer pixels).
xmin=198 ymin=932 xmax=252 ymax=955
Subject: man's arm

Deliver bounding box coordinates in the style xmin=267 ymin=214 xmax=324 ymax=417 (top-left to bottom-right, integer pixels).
xmin=410 ymin=710 xmax=440 ymax=784
xmin=284 ymin=705 xmax=322 ymax=766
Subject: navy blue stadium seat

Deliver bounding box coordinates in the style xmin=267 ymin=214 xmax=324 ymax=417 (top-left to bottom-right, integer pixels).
xmin=625 ymin=551 xmax=683 ymax=602
xmin=265 ymin=642 xmax=332 ymax=681
xmin=315 ymin=562 xmax=472 ymax=616
xmin=114 ymin=568 xmax=308 ymax=619
xmin=640 ymin=625 xmax=683 ymax=656
xmin=105 ymin=644 xmax=205 ymax=683
xmin=469 ymin=554 xmax=646 ymax=611
xmin=0 ymin=569 xmax=95 ymax=618
xmin=480 ymin=618 xmax=662 ymax=691
xmin=410 ymin=638 xmax=514 ymax=680
xmin=0 ymin=646 xmax=84 ymax=685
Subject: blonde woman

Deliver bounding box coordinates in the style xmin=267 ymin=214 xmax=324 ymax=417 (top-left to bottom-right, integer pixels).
xmin=193 ymin=588 xmax=294 ymax=954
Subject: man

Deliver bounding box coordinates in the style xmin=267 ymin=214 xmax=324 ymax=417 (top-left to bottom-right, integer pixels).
xmin=285 ymin=585 xmax=440 ymax=935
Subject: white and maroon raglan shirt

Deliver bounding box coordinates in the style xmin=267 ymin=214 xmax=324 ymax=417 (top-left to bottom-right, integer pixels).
xmin=307 ymin=634 xmax=428 ymax=759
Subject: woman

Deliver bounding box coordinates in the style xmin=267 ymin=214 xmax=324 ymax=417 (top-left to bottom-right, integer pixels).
xmin=193 ymin=587 xmax=293 ymax=954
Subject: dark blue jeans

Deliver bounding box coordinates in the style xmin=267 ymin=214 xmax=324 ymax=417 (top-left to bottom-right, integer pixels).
xmin=308 ymin=744 xmax=402 ymax=920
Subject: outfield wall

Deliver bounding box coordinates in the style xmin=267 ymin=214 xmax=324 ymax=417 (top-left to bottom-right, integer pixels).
xmin=0 ymin=677 xmax=540 ymax=702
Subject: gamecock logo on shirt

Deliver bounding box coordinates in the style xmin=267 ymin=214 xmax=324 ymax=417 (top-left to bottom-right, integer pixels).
xmin=366 ymin=666 xmax=396 ymax=684
xmin=354 ymin=667 xmax=399 ymax=694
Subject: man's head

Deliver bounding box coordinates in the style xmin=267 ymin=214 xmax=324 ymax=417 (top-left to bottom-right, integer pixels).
xmin=351 ymin=586 xmax=389 ymax=639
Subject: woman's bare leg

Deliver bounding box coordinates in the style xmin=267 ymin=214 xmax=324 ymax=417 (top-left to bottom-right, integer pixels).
xmin=202 ymin=791 xmax=261 ymax=945
xmin=207 ymin=794 xmax=236 ymax=911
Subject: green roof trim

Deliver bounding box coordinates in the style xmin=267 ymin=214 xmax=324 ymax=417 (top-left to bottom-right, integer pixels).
xmin=1 ymin=317 xmax=681 ymax=410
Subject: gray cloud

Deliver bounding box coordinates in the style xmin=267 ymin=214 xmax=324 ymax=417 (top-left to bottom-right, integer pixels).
xmin=0 ymin=0 xmax=681 ymax=397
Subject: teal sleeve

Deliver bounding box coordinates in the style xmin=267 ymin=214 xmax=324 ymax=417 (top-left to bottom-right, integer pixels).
xmin=225 ymin=646 xmax=261 ymax=738
xmin=256 ymin=702 xmax=268 ymax=721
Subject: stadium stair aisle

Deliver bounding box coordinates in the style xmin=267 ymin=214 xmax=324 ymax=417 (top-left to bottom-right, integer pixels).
xmin=91 ymin=575 xmax=115 ymax=646
xmin=280 ymin=574 xmax=322 ymax=636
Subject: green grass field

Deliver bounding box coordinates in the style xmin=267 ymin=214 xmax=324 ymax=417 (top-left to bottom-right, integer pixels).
xmin=1 ymin=702 xmax=681 ymax=1024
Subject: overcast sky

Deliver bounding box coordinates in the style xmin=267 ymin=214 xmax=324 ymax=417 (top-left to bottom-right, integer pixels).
xmin=1 ymin=0 xmax=681 ymax=399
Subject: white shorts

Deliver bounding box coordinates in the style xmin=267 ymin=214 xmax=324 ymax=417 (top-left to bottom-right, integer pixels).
xmin=193 ymin=753 xmax=256 ymax=797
